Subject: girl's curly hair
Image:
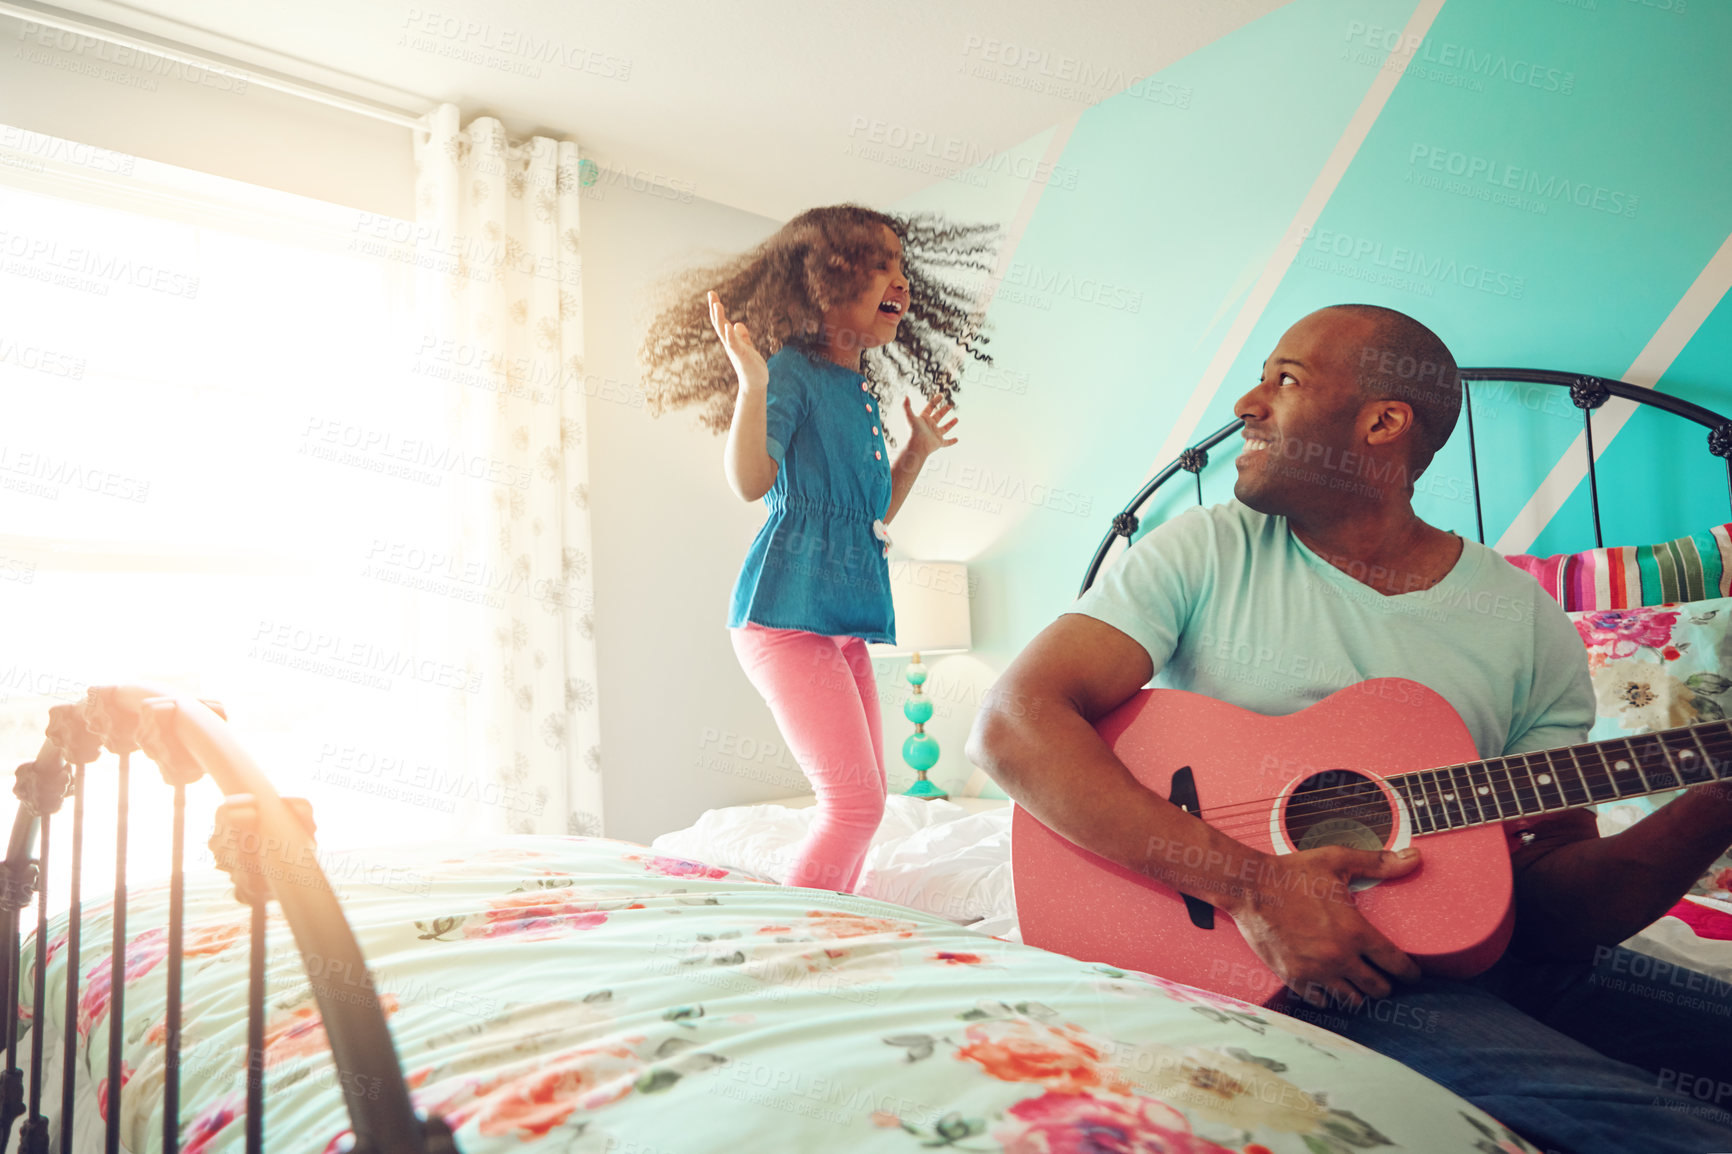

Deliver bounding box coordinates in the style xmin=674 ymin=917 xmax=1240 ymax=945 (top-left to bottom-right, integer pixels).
xmin=638 ymin=204 xmax=999 ymax=433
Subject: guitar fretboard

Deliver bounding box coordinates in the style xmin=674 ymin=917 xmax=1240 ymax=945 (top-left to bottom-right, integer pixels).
xmin=1387 ymin=720 xmax=1732 ymax=835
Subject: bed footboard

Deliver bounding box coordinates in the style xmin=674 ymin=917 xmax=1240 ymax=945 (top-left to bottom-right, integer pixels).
xmin=0 ymin=686 xmax=458 ymax=1153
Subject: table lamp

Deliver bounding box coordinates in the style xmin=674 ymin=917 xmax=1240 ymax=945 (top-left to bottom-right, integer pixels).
xmin=870 ymin=561 xmax=972 ymax=800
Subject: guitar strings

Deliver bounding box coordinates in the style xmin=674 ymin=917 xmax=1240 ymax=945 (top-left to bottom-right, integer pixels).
xmin=1137 ymin=730 xmax=1732 ymax=843
xmin=1193 ymin=744 xmax=1732 ymax=841
xmin=1171 ymin=725 xmax=1732 ymax=825
xmin=1169 ymin=764 xmax=1732 ymax=844
xmin=1197 ymin=746 xmax=1732 ymax=829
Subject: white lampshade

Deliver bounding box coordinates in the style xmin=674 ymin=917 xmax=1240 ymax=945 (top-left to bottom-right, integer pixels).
xmin=869 ymin=561 xmax=972 ymax=659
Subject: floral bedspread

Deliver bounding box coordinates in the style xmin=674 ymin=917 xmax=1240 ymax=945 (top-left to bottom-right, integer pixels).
xmin=20 ymin=836 xmax=1537 ymax=1153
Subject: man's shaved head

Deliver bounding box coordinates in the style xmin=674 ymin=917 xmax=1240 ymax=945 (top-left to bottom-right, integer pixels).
xmin=1323 ymin=304 xmax=1461 ymax=474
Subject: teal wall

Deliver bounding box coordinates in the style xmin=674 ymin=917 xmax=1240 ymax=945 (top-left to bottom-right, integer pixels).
xmin=893 ymin=0 xmax=1732 ymax=678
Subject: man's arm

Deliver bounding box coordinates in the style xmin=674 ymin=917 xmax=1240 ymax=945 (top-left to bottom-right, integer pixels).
xmin=968 ymin=612 xmax=1422 ymax=1006
xmin=1498 ymin=585 xmax=1732 ymax=957
xmin=1511 ymin=783 xmax=1732 ymax=959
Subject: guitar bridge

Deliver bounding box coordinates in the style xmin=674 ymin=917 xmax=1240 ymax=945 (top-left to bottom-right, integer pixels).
xmin=1168 ymin=766 xmax=1215 ymax=931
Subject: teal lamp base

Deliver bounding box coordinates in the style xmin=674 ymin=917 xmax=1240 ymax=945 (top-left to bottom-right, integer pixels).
xmin=903 ymin=775 xmax=948 ymax=800
xmin=898 ymin=652 xmax=949 ymax=801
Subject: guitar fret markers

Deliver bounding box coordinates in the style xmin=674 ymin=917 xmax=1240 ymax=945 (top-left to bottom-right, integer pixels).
xmin=1535 ymin=750 xmax=1567 ymax=810
xmin=1683 ymin=731 xmax=1717 ymax=786
xmin=1388 ymin=720 xmax=1732 ymax=832
xmin=1629 ymin=736 xmax=1656 ymax=795
xmin=1450 ymin=763 xmax=1482 ymax=826
xmin=1611 ymin=740 xmax=1646 ymax=800
xmin=1419 ymin=771 xmax=1445 ymax=834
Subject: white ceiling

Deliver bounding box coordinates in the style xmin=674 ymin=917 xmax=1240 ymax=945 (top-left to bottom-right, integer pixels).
xmin=38 ymin=0 xmax=1287 ymax=220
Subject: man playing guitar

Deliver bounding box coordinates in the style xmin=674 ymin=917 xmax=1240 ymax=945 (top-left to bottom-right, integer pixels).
xmin=969 ymin=305 xmax=1732 ymax=1154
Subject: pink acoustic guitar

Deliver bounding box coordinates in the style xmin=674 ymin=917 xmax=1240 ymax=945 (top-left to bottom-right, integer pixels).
xmin=1012 ymin=677 xmax=1731 ymax=1004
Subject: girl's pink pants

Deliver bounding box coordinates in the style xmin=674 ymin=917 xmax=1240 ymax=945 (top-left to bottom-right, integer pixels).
xmin=730 ymin=623 xmax=887 ymax=892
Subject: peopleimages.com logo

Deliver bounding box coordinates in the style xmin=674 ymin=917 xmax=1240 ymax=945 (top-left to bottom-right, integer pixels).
xmin=1342 ymin=21 xmax=1575 ymax=95
xmin=1407 ymin=145 xmax=1638 ymax=219
xmin=1303 ymin=229 xmax=1526 ymax=300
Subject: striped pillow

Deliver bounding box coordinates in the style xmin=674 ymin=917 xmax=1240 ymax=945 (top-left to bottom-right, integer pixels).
xmin=1503 ymin=525 xmax=1732 ymax=611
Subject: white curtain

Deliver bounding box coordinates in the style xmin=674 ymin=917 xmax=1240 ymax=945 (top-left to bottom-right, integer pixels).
xmin=412 ymin=103 xmax=602 ymax=837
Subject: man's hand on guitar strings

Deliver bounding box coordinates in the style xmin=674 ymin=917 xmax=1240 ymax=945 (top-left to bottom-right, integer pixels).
xmin=1228 ymin=845 xmax=1423 ymax=1009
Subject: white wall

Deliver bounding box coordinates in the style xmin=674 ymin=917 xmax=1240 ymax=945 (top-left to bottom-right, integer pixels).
xmin=0 ymin=13 xmax=414 ymax=219
xmin=575 ymin=180 xmax=785 ymax=843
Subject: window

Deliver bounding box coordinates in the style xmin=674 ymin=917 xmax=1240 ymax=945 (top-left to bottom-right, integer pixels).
xmin=1 ymin=125 xmax=486 ymax=907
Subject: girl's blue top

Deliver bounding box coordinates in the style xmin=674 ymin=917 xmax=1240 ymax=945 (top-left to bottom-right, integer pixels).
xmin=728 ymin=346 xmax=897 ymax=644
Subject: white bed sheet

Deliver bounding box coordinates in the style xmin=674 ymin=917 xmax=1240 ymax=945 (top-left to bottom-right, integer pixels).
xmin=650 ymin=794 xmax=1021 ymax=938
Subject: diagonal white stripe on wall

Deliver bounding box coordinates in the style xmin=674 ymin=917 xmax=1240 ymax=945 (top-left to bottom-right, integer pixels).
xmin=1147 ymin=0 xmax=1448 ymax=478
xmin=1495 ymin=229 xmax=1732 ymax=555
xmin=974 ymin=116 xmax=1080 ymax=320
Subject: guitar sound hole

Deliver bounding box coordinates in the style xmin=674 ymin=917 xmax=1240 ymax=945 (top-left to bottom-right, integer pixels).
xmin=1284 ymin=770 xmax=1393 ymax=853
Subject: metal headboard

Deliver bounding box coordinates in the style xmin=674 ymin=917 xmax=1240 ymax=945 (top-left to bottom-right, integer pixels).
xmin=0 ymin=688 xmax=459 ymax=1153
xmin=1081 ymin=369 xmax=1732 ymax=595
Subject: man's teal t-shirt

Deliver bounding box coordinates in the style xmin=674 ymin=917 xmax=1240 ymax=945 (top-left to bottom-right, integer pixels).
xmin=1073 ymin=501 xmax=1594 ymax=761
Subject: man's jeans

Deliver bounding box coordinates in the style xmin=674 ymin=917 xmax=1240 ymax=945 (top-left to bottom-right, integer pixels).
xmin=1269 ymin=947 xmax=1732 ymax=1154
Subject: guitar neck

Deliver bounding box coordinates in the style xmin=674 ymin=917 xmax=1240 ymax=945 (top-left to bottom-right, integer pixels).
xmin=1388 ymin=720 xmax=1732 ymax=836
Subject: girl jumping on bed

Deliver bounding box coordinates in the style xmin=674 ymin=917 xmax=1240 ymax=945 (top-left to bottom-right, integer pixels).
xmin=640 ymin=205 xmax=996 ymax=892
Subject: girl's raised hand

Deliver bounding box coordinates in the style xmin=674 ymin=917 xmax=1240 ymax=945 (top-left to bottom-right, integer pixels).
xmin=904 ymin=396 xmax=959 ymax=459
xmin=708 ymin=291 xmax=769 ymax=393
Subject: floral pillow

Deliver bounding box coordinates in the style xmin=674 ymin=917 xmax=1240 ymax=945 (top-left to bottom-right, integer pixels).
xmin=1573 ymin=601 xmax=1732 ymax=728
xmin=1569 ymin=598 xmax=1732 ymax=905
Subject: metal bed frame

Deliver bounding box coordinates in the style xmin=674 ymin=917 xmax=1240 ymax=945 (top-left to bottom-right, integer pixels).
xmin=0 ymin=687 xmax=457 ymax=1153
xmin=1081 ymin=368 xmax=1732 ymax=595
